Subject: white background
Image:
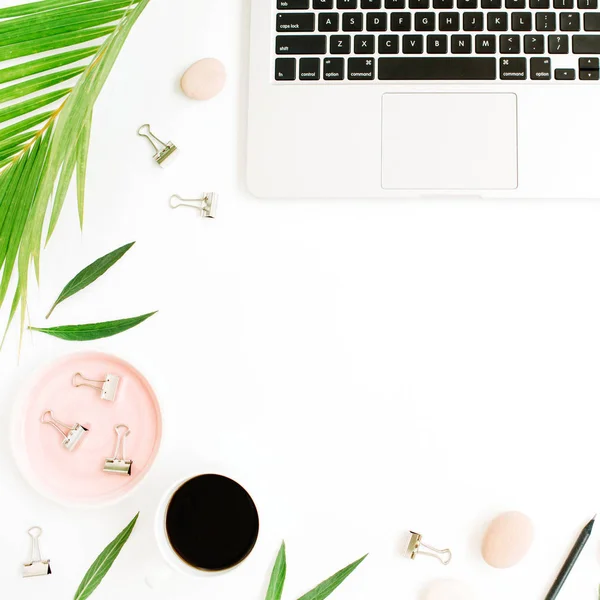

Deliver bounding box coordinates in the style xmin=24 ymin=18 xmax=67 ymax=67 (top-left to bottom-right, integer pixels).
xmin=1 ymin=0 xmax=600 ymax=598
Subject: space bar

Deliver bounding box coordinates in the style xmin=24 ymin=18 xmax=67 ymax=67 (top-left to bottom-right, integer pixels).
xmin=378 ymin=57 xmax=496 ymax=80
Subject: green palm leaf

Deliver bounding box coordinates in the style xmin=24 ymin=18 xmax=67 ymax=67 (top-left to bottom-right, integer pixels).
xmin=0 ymin=0 xmax=149 ymax=345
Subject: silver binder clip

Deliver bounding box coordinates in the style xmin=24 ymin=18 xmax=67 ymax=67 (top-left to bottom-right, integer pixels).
xmin=137 ymin=124 xmax=178 ymax=167
xmin=406 ymin=531 xmax=452 ymax=565
xmin=104 ymin=424 xmax=133 ymax=476
xmin=41 ymin=410 xmax=88 ymax=452
xmin=72 ymin=372 xmax=120 ymax=402
xmin=22 ymin=527 xmax=51 ymax=578
xmin=170 ymin=193 xmax=218 ymax=219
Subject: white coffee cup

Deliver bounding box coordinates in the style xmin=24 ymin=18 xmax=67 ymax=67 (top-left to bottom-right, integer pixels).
xmin=146 ymin=473 xmax=260 ymax=587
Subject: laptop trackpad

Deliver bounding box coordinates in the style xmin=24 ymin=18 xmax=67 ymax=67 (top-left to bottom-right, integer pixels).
xmin=381 ymin=93 xmax=518 ymax=190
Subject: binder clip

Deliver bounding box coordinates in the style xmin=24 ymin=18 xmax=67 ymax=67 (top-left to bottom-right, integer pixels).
xmin=406 ymin=531 xmax=452 ymax=565
xmin=104 ymin=424 xmax=133 ymax=476
xmin=72 ymin=372 xmax=120 ymax=402
xmin=137 ymin=124 xmax=178 ymax=167
xmin=22 ymin=527 xmax=51 ymax=578
xmin=41 ymin=410 xmax=88 ymax=452
xmin=170 ymin=193 xmax=218 ymax=219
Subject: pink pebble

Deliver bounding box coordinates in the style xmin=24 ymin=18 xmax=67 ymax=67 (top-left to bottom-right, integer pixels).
xmin=482 ymin=511 xmax=534 ymax=569
xmin=181 ymin=58 xmax=226 ymax=101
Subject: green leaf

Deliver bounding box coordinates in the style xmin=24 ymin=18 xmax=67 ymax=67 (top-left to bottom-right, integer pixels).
xmin=296 ymin=555 xmax=367 ymax=600
xmin=0 ymin=111 xmax=53 ymax=141
xmin=0 ymin=26 xmax=117 ymax=62
xmin=73 ymin=513 xmax=139 ymax=600
xmin=0 ymin=88 xmax=71 ymax=125
xmin=0 ymin=48 xmax=98 ymax=85
xmin=0 ymin=67 xmax=84 ymax=104
xmin=46 ymin=240 xmax=134 ymax=318
xmin=0 ymin=0 xmax=99 ymax=19
xmin=266 ymin=542 xmax=287 ymax=600
xmin=30 ymin=311 xmax=157 ymax=341
xmin=76 ymin=110 xmax=92 ymax=229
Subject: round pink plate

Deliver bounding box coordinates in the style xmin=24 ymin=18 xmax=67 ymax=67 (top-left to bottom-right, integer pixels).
xmin=12 ymin=351 xmax=162 ymax=507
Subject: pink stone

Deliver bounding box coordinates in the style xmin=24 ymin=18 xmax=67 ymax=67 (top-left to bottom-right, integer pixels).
xmin=181 ymin=58 xmax=226 ymax=101
xmin=482 ymin=511 xmax=534 ymax=569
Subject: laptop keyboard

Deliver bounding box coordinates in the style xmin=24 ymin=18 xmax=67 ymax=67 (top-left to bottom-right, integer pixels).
xmin=274 ymin=0 xmax=600 ymax=81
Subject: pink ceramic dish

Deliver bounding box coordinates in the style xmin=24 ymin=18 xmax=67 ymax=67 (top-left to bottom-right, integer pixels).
xmin=12 ymin=352 xmax=162 ymax=507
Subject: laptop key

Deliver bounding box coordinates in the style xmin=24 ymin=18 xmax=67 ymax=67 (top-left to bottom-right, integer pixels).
xmin=319 ymin=13 xmax=340 ymax=30
xmin=524 ymin=33 xmax=544 ymax=51
xmin=355 ymin=35 xmax=376 ymax=53
xmin=580 ymin=56 xmax=600 ymax=68
xmin=500 ymin=34 xmax=521 ymax=52
xmin=403 ymin=34 xmax=425 ymax=52
xmin=555 ymin=67 xmax=576 ymax=78
xmin=506 ymin=0 xmax=526 ymax=8
xmin=488 ymin=12 xmax=509 ymax=29
xmin=530 ymin=56 xmax=551 ymax=77
xmin=361 ymin=0 xmax=382 ymax=6
xmin=330 ymin=35 xmax=352 ymax=53
xmin=439 ymin=12 xmax=460 ymax=30
xmin=277 ymin=13 xmax=316 ymax=32
xmin=427 ymin=34 xmax=449 ymax=52
xmin=560 ymin=12 xmax=580 ymax=30
xmin=415 ymin=12 xmax=436 ymax=29
xmin=579 ymin=0 xmax=598 ymax=7
xmin=391 ymin=12 xmax=412 ymax=30
xmin=458 ymin=0 xmax=479 ymax=7
xmin=584 ymin=13 xmax=600 ymax=30
xmin=573 ymin=34 xmax=600 ymax=52
xmin=529 ymin=0 xmax=550 ymax=7
xmin=580 ymin=69 xmax=600 ymax=78
xmin=313 ymin=0 xmax=334 ymax=7
xmin=367 ymin=12 xmax=388 ymax=30
xmin=500 ymin=56 xmax=527 ymax=79
xmin=476 ymin=34 xmax=497 ymax=51
xmin=275 ymin=58 xmax=297 ymax=80
xmin=548 ymin=34 xmax=569 ymax=51
xmin=451 ymin=34 xmax=473 ymax=52
xmin=463 ymin=11 xmax=484 ymax=29
xmin=299 ymin=57 xmax=321 ymax=79
xmin=378 ymin=56 xmax=496 ymax=79
xmin=379 ymin=34 xmax=401 ymax=52
xmin=386 ymin=0 xmax=406 ymax=5
xmin=323 ymin=57 xmax=345 ymax=79
xmin=278 ymin=0 xmax=310 ymax=8
xmin=512 ymin=12 xmax=533 ymax=29
xmin=342 ymin=12 xmax=364 ymax=30
xmin=553 ymin=0 xmax=573 ymax=7
xmin=337 ymin=0 xmax=358 ymax=6
xmin=276 ymin=36 xmax=327 ymax=54
xmin=348 ymin=57 xmax=376 ymax=79
xmin=482 ymin=0 xmax=502 ymax=8
xmin=536 ymin=12 xmax=556 ymax=30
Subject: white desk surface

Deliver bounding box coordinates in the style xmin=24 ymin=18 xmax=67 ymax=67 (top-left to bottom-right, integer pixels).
xmin=1 ymin=1 xmax=600 ymax=598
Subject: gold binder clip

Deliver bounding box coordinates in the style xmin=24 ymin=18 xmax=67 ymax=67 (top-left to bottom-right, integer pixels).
xmin=103 ymin=424 xmax=133 ymax=476
xmin=170 ymin=193 xmax=218 ymax=219
xmin=22 ymin=527 xmax=51 ymax=578
xmin=137 ymin=124 xmax=178 ymax=167
xmin=406 ymin=531 xmax=452 ymax=565
xmin=41 ymin=410 xmax=88 ymax=452
xmin=72 ymin=372 xmax=120 ymax=402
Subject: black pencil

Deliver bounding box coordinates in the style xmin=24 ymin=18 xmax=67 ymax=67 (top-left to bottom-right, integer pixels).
xmin=544 ymin=516 xmax=595 ymax=600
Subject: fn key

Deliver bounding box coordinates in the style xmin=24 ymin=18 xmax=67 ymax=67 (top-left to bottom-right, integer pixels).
xmin=275 ymin=58 xmax=296 ymax=80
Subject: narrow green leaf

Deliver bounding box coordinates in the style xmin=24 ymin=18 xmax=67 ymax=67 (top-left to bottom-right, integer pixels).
xmin=0 ymin=26 xmax=116 ymax=62
xmin=30 ymin=311 xmax=157 ymax=341
xmin=0 ymin=48 xmax=98 ymax=85
xmin=266 ymin=542 xmax=287 ymax=600
xmin=0 ymin=142 xmax=27 ymax=163
xmin=0 ymin=67 xmax=84 ymax=104
xmin=46 ymin=146 xmax=78 ymax=243
xmin=0 ymin=112 xmax=52 ymax=142
xmin=296 ymin=555 xmax=368 ymax=600
xmin=0 ymin=0 xmax=97 ymax=19
xmin=76 ymin=111 xmax=92 ymax=229
xmin=73 ymin=513 xmax=139 ymax=600
xmin=0 ymin=11 xmax=126 ymax=48
xmin=0 ymin=88 xmax=70 ymax=125
xmin=0 ymin=131 xmax=36 ymax=152
xmin=46 ymin=241 xmax=134 ymax=318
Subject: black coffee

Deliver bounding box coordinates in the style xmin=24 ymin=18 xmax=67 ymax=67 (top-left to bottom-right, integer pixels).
xmin=165 ymin=474 xmax=259 ymax=571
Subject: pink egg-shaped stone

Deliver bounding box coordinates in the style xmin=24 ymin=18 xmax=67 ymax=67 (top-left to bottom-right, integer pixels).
xmin=482 ymin=511 xmax=534 ymax=569
xmin=180 ymin=58 xmax=226 ymax=101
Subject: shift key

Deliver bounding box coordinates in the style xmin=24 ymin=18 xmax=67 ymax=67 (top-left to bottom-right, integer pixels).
xmin=276 ymin=35 xmax=327 ymax=55
xmin=573 ymin=35 xmax=600 ymax=53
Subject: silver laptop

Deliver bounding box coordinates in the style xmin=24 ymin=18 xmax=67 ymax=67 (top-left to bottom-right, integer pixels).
xmin=247 ymin=0 xmax=600 ymax=198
